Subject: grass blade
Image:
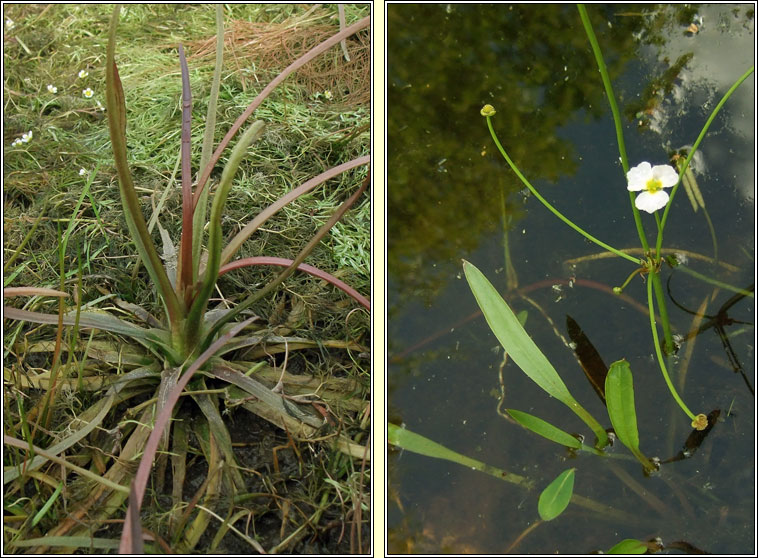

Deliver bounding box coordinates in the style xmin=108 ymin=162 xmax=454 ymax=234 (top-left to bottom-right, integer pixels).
xmin=192 ymin=16 xmax=370 ymax=208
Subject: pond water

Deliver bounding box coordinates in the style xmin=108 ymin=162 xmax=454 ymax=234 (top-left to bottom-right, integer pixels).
xmin=387 ymin=4 xmax=754 ymax=554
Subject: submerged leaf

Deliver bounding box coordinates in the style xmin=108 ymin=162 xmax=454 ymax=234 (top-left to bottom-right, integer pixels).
xmin=463 ymin=260 xmax=608 ymax=447
xmin=566 ymin=314 xmax=607 ymax=403
xmin=507 ymin=409 xmax=582 ymax=449
xmin=388 ymin=423 xmax=534 ymax=488
xmin=538 ymin=468 xmax=575 ymax=521
xmin=662 ymin=409 xmax=720 ymax=463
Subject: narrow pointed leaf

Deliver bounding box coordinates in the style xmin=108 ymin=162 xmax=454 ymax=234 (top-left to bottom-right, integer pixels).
xmin=507 ymin=409 xmax=582 ymax=449
xmin=105 ymin=5 xmax=182 ymax=324
xmin=566 ymin=314 xmax=607 ymax=404
xmin=463 ymin=260 xmax=608 ymax=446
xmin=538 ymin=468 xmax=575 ymax=521
xmin=662 ymin=409 xmax=720 ymax=463
xmin=388 ymin=423 xmax=534 ymax=488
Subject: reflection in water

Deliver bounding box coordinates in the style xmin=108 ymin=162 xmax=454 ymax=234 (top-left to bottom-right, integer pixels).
xmin=388 ymin=4 xmax=754 ymax=554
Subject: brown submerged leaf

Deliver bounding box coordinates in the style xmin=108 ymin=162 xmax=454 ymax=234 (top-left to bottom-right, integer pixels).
xmin=566 ymin=314 xmax=607 ymax=404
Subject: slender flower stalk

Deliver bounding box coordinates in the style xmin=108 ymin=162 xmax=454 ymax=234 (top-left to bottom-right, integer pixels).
xmin=482 ymin=107 xmax=639 ymax=265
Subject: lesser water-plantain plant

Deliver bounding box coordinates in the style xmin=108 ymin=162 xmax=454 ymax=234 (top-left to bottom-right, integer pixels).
xmin=4 ymin=5 xmax=370 ymax=552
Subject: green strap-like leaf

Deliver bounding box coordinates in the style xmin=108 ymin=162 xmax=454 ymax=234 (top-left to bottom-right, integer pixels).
xmin=538 ymin=468 xmax=575 ymax=521
xmin=388 ymin=423 xmax=534 ymax=488
xmin=507 ymin=409 xmax=582 ymax=449
xmin=463 ymin=260 xmax=608 ymax=446
xmin=105 ymin=5 xmax=183 ymax=327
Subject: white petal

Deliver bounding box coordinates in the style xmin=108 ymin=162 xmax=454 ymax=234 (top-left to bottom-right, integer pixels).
xmin=626 ymin=162 xmax=652 ymax=191
xmin=635 ymin=190 xmax=669 ymax=213
xmin=651 ymin=164 xmax=679 ymax=188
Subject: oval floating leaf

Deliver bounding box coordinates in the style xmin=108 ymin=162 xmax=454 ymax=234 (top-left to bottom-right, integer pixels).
xmin=538 ymin=468 xmax=575 ymax=521
xmin=507 ymin=409 xmax=582 ymax=449
xmin=605 ymin=360 xmax=639 ymax=450
xmin=463 ymin=260 xmax=608 ymax=447
xmin=608 ymin=538 xmax=648 ymax=554
xmin=605 ymin=360 xmax=655 ymax=471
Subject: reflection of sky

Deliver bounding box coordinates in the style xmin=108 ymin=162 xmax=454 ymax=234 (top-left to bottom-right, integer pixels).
xmin=641 ymin=5 xmax=754 ymax=203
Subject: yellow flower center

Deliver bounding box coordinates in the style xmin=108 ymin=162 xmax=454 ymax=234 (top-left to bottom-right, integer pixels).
xmin=646 ymin=177 xmax=663 ymax=193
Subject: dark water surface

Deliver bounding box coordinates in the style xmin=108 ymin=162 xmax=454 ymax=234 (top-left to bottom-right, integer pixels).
xmin=387 ymin=4 xmax=754 ymax=554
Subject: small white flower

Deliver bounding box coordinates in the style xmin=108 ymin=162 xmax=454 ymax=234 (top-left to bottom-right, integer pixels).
xmin=21 ymin=130 xmax=33 ymax=143
xmin=47 ymin=84 xmax=58 ymax=94
xmin=78 ymin=70 xmax=89 ymax=79
xmin=626 ymin=161 xmax=679 ymax=213
xmin=12 ymin=138 xmax=21 ymax=146
xmin=323 ymin=90 xmax=333 ymax=100
xmin=83 ymin=87 xmax=94 ymax=98
xmin=96 ymin=100 xmax=105 ymax=111
xmin=79 ymin=168 xmax=87 ymax=176
xmin=5 ymin=18 xmax=14 ymax=30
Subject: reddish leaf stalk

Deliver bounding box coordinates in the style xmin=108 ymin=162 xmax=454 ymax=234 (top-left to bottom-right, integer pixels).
xmin=218 ymin=256 xmax=370 ymax=311
xmin=192 ymin=16 xmax=370 ymax=210
xmin=119 ymin=316 xmax=256 ymax=553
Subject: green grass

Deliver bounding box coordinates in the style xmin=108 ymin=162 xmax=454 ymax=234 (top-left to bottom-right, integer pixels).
xmin=4 ymin=4 xmax=370 ymax=553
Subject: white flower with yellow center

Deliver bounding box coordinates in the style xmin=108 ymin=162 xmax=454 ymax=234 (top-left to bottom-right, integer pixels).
xmin=83 ymin=87 xmax=94 ymax=98
xmin=626 ymin=161 xmax=679 ymax=213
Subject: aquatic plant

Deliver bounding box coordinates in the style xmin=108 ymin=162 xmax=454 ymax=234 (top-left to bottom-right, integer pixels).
xmin=390 ymin=3 xmax=751 ymax=553
xmin=4 ymin=5 xmax=369 ymax=552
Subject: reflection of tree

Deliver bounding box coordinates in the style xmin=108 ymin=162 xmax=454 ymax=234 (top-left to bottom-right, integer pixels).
xmin=387 ymin=4 xmax=647 ymax=307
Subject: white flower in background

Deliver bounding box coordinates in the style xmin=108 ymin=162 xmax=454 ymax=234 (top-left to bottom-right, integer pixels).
xmin=83 ymin=87 xmax=94 ymax=98
xmin=79 ymin=168 xmax=87 ymax=176
xmin=47 ymin=84 xmax=58 ymax=94
xmin=96 ymin=100 xmax=105 ymax=111
xmin=13 ymin=130 xmax=33 ymax=146
xmin=5 ymin=18 xmax=14 ymax=30
xmin=323 ymin=90 xmax=333 ymax=100
xmin=78 ymin=69 xmax=89 ymax=79
xmin=626 ymin=161 xmax=679 ymax=213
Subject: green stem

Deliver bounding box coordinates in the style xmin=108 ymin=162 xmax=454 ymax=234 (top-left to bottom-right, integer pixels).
xmin=485 ymin=117 xmax=638 ymax=265
xmin=577 ymin=4 xmax=649 ymax=253
xmin=647 ymin=271 xmax=695 ymax=421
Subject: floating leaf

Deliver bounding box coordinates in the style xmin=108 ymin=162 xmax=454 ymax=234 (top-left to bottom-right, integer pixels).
xmin=566 ymin=314 xmax=607 ymax=403
xmin=538 ymin=468 xmax=575 ymax=521
xmin=605 ymin=360 xmax=655 ymax=471
xmin=463 ymin=260 xmax=608 ymax=446
xmin=506 ymin=409 xmax=582 ymax=449
xmin=608 ymin=538 xmax=648 ymax=554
